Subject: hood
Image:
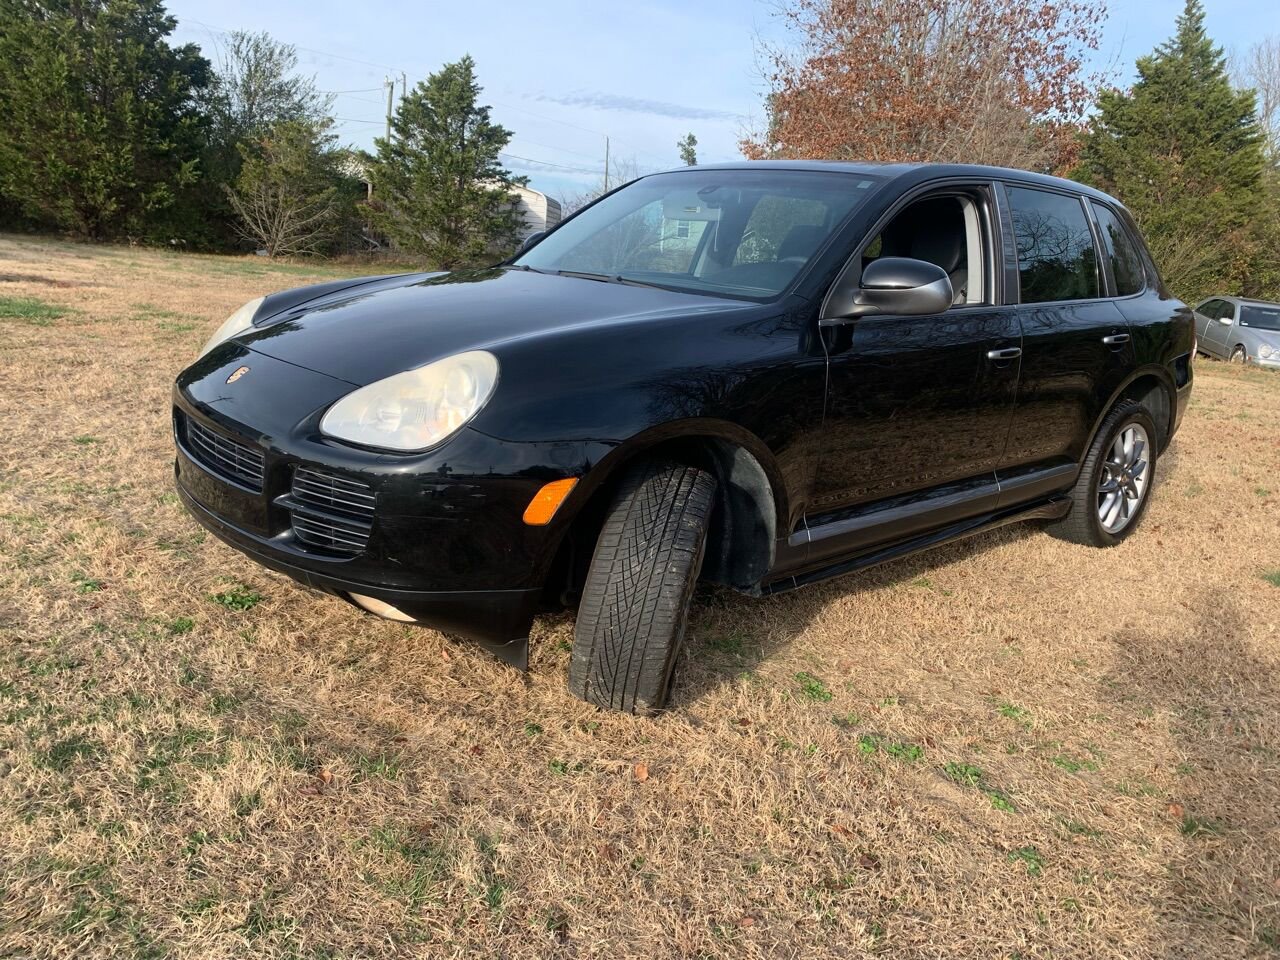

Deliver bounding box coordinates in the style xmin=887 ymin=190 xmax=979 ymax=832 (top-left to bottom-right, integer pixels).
xmin=233 ymin=268 xmax=750 ymax=385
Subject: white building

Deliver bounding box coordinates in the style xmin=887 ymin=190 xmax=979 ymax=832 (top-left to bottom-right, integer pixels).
xmin=510 ymin=184 xmax=562 ymax=241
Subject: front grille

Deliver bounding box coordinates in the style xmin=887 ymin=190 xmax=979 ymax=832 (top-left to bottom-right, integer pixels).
xmin=289 ymin=467 xmax=374 ymax=554
xmin=185 ymin=417 xmax=265 ymax=492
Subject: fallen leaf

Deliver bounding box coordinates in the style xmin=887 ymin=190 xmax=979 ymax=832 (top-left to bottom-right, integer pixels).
xmin=858 ymin=853 xmax=881 ymax=870
xmin=596 ymin=843 xmax=616 ymax=862
xmin=1167 ymin=802 xmax=1184 ymax=820
xmin=831 ymin=823 xmax=854 ymax=838
xmin=633 ymin=763 xmax=649 ymax=783
xmin=737 ymin=718 xmax=750 ymax=727
xmin=298 ymin=784 xmax=321 ymax=796
xmin=317 ymin=768 xmax=333 ymax=785
xmin=468 ymin=745 xmax=483 ymax=756
xmin=738 ymin=916 xmax=755 ymax=928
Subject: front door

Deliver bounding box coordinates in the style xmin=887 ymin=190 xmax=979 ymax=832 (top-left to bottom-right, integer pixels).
xmin=805 ymin=186 xmax=1021 ymax=564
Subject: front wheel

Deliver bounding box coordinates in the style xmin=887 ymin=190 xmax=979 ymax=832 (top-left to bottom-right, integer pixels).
xmin=1047 ymin=400 xmax=1157 ymax=547
xmin=569 ymin=461 xmax=716 ymax=714
xmin=1230 ymin=345 xmax=1248 ymax=364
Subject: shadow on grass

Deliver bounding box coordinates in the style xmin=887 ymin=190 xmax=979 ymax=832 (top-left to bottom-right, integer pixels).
xmin=1099 ymin=595 xmax=1280 ymax=956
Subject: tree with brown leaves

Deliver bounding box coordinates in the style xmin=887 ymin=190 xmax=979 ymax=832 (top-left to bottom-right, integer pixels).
xmin=744 ymin=0 xmax=1107 ymax=174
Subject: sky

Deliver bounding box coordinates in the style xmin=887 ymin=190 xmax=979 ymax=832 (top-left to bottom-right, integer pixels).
xmin=167 ymin=0 xmax=1276 ymax=203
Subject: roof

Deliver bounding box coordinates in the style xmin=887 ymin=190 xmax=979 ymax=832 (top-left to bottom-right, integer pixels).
xmin=647 ymin=160 xmax=1118 ymax=205
xmin=1209 ymin=295 xmax=1280 ymax=306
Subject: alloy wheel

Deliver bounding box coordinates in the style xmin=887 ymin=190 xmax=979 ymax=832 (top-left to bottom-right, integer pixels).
xmin=1097 ymin=423 xmax=1150 ymax=534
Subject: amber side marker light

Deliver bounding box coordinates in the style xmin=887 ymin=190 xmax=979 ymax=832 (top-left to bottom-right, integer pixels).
xmin=523 ymin=477 xmax=579 ymax=525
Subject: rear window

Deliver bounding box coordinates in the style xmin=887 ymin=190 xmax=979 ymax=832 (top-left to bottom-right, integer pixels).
xmin=1090 ymin=202 xmax=1144 ymax=296
xmin=1007 ymin=186 xmax=1100 ymax=303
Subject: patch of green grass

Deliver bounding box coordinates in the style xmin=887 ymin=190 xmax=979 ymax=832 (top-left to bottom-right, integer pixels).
xmin=1008 ymin=846 xmax=1045 ymax=876
xmin=1051 ymin=753 xmax=1100 ymax=773
xmin=0 ymin=295 xmax=70 ymax=326
xmin=882 ymin=741 xmax=925 ymax=762
xmin=208 ymin=584 xmax=263 ymax=611
xmin=997 ymin=702 xmax=1029 ymax=721
xmin=942 ymin=762 xmax=983 ymax=787
xmin=370 ymin=824 xmax=452 ymax=910
xmin=1060 ymin=818 xmax=1102 ymax=838
xmin=232 ymin=790 xmax=262 ymax=818
xmin=37 ymin=735 xmax=100 ymax=772
xmin=72 ymin=435 xmax=99 ymax=446
xmin=354 ymin=752 xmax=402 ymax=781
xmin=985 ymin=789 xmax=1016 ymax=812
xmin=704 ymin=631 xmax=746 ymax=657
xmin=474 ymin=833 xmax=508 ymax=915
xmin=1180 ymin=814 xmax=1224 ymax=837
xmin=71 ymin=571 xmax=103 ymax=594
xmin=167 ymin=616 xmax=195 ymax=635
xmin=548 ymin=758 xmax=586 ymax=776
xmin=831 ymin=712 xmax=862 ymax=729
xmin=794 ymin=671 xmax=834 ymax=703
xmin=523 ymin=721 xmax=543 ymax=737
xmin=1261 ymin=569 xmax=1280 ymax=588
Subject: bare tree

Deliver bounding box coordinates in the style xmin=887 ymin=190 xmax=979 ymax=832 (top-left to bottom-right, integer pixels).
xmin=1233 ymin=36 xmax=1280 ymax=158
xmin=226 ymin=121 xmax=340 ymax=257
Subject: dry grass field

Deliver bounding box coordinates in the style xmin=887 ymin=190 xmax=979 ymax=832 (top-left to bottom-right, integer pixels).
xmin=1 ymin=233 xmax=1278 ymax=960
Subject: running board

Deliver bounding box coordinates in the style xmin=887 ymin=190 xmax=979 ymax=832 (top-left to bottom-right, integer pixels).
xmin=762 ymin=497 xmax=1070 ymax=594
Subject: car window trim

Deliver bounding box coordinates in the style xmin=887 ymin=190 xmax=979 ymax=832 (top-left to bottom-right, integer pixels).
xmin=819 ymin=176 xmax=1003 ymax=320
xmin=1087 ymin=200 xmax=1150 ymax=301
xmin=999 ymin=181 xmax=1107 ymax=306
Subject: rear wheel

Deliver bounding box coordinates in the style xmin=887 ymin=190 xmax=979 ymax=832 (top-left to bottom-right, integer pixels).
xmin=569 ymin=461 xmax=716 ymax=714
xmin=1047 ymin=400 xmax=1157 ymax=547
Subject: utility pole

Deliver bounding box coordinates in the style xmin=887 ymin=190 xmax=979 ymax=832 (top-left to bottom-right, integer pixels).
xmin=401 ymin=71 xmax=408 ymax=101
xmin=603 ymin=136 xmax=610 ymax=192
xmin=384 ymin=76 xmax=395 ymax=143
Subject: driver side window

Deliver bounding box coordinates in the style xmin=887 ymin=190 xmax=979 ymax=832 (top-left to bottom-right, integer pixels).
xmin=861 ymin=192 xmax=988 ymax=306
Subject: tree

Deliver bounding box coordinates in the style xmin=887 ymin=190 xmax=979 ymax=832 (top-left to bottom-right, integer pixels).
xmin=0 ymin=0 xmax=211 ymax=240
xmin=204 ymin=31 xmax=333 ymax=148
xmin=226 ymin=120 xmax=346 ymax=257
xmin=366 ymin=56 xmax=527 ymax=268
xmin=1233 ymin=36 xmax=1280 ymax=160
xmin=1075 ymin=0 xmax=1269 ymax=301
xmin=743 ymin=0 xmax=1106 ymax=173
xmin=677 ymin=132 xmax=698 ymax=166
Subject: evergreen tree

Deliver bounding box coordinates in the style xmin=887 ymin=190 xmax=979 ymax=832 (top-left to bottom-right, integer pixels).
xmin=0 ymin=0 xmax=211 ymax=240
xmin=677 ymin=133 xmax=698 ymax=166
xmin=366 ymin=56 xmax=527 ymax=268
xmin=1075 ymin=0 xmax=1267 ymax=300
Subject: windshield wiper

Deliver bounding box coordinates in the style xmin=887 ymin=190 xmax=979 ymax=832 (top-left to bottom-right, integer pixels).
xmin=504 ymin=263 xmax=556 ymax=275
xmin=554 ymin=270 xmax=667 ymax=290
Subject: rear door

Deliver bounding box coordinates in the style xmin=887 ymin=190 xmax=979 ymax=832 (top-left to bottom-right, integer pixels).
xmin=996 ymin=184 xmax=1134 ymax=506
xmin=1194 ymin=299 xmax=1226 ymax=353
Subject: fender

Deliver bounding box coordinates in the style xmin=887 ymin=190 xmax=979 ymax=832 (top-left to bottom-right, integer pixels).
xmin=570 ymin=417 xmax=788 ymax=525
xmin=1083 ymin=362 xmax=1179 ymax=456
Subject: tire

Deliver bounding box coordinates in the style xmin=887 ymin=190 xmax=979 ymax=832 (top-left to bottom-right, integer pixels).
xmin=1046 ymin=400 xmax=1158 ymax=547
xmin=569 ymin=461 xmax=716 ymax=714
xmin=1230 ymin=345 xmax=1247 ymax=364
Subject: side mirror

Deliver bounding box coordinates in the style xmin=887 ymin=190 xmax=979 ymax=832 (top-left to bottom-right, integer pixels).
xmin=821 ymin=257 xmax=954 ymax=324
xmin=517 ymin=231 xmax=546 ymax=255
xmin=1218 ymin=314 xmax=1233 ymax=325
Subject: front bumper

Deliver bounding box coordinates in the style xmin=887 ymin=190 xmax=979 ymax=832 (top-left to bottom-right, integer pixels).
xmin=172 ymin=344 xmax=587 ymax=662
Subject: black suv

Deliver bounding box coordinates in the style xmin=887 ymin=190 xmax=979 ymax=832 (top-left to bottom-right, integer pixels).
xmin=173 ymin=162 xmax=1194 ymax=713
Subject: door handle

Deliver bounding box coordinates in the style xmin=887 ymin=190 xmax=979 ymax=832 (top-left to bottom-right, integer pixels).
xmin=1102 ymin=333 xmax=1130 ymax=345
xmin=986 ymin=347 xmax=1022 ymax=361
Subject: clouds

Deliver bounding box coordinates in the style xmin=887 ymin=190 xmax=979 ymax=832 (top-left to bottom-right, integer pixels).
xmin=534 ymin=90 xmax=745 ymax=123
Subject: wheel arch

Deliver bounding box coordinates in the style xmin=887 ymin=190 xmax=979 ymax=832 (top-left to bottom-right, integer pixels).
xmin=548 ymin=420 xmax=785 ymax=601
xmin=1094 ymin=366 xmax=1177 ymax=454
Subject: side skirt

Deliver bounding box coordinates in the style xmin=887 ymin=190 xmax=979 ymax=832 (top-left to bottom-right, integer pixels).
xmin=761 ymin=497 xmax=1070 ymax=595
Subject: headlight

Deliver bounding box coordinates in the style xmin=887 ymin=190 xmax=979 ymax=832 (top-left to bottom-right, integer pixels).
xmin=1260 ymin=343 xmax=1275 ymax=359
xmin=198 ymin=296 xmax=265 ymax=358
xmin=320 ymin=351 xmax=499 ymax=452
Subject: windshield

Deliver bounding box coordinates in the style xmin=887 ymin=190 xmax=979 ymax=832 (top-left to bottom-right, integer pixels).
xmin=515 ymin=169 xmax=882 ymax=300
xmin=1240 ymin=304 xmax=1280 ymax=331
